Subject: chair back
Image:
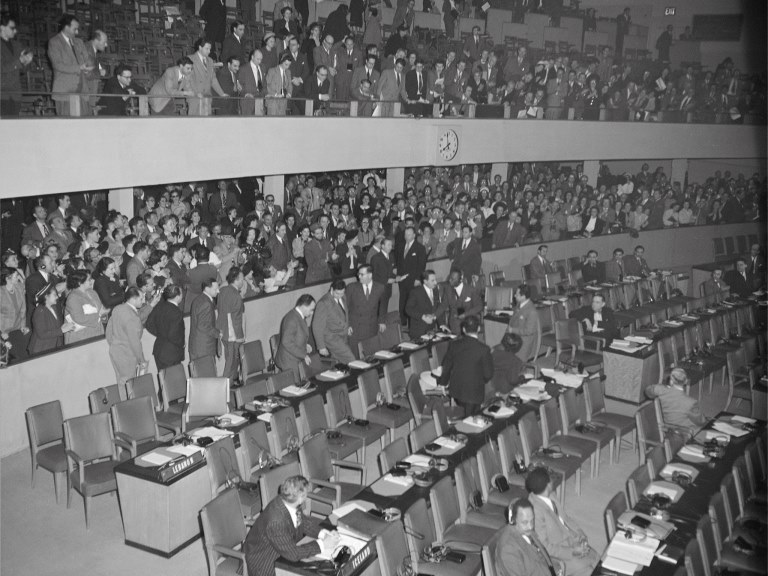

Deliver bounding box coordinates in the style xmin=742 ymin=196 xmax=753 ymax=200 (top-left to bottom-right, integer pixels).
xmin=126 ymin=374 xmax=161 ymax=410
xmin=379 ymin=323 xmax=402 ymax=349
xmin=585 ymin=377 xmax=607 ymax=416
xmin=646 ymin=443 xmax=667 ymax=478
xmin=357 ymin=369 xmax=382 ymax=413
xmin=185 ymin=377 xmax=230 ymax=420
xmin=190 ymin=355 xmax=217 ymax=378
xmin=111 ymin=397 xmax=160 ymax=444
xmin=488 ymin=270 xmax=506 ymax=287
xmin=200 ymin=488 xmax=247 ymax=576
xmin=569 ymin=267 xmax=584 ymax=288
xmin=240 ymin=340 xmax=266 ymax=380
xmin=206 ymin=436 xmax=243 ymax=495
xmin=429 ymin=476 xmax=461 ymax=536
xmin=233 ymin=378 xmax=273 ymax=409
xmin=431 ymin=340 xmax=449 ymax=369
xmin=358 ymin=333 xmax=381 ymax=358
xmin=403 ymin=499 xmax=437 ymax=567
xmin=518 ymin=411 xmax=545 ymax=463
xmin=271 ymin=407 xmax=300 ymax=457
xmin=635 ymin=401 xmax=664 ymax=462
xmin=485 ymin=286 xmax=513 ymax=310
xmin=476 ymin=441 xmax=504 ymax=501
xmin=408 ymin=420 xmax=438 ymax=452
xmin=64 ymin=412 xmax=116 ymax=463
xmin=159 ymin=363 xmax=187 ymax=411
xmin=259 ymin=460 xmax=302 ymax=503
xmin=383 ymin=358 xmax=407 ymax=401
xmin=555 ymin=318 xmax=581 ymax=349
xmin=88 ymin=385 xmax=122 ymax=414
xmin=240 ymin=421 xmax=273 ymax=475
xmin=626 ymin=463 xmax=651 ymax=507
xmin=26 ymin=400 xmax=64 ymax=450
xmin=540 ymin=398 xmax=564 ymax=441
xmin=708 ymin=491 xmax=731 ymax=541
xmin=406 ymin=373 xmax=429 ymax=424
xmin=375 ymin=520 xmax=411 ymax=576
xmin=732 ymin=457 xmax=752 ymax=516
xmin=481 ymin=529 xmax=504 ymax=576
xmin=497 ymin=426 xmax=524 ymax=478
xmin=298 ymin=353 xmax=325 ymax=381
xmin=409 ymin=348 xmax=431 ymax=376
xmin=298 ymin=433 xmax=333 ymax=481
xmin=684 ymin=537 xmax=707 ymax=576
xmin=604 ymin=491 xmax=627 ymax=540
xmin=378 ymin=437 xmax=408 ymax=474
xmin=326 ymin=383 xmax=356 ymax=426
xmin=454 ymin=457 xmax=481 ymax=521
xmin=298 ymin=394 xmax=329 ymax=437
xmin=268 ymin=370 xmax=296 ymax=392
xmin=720 ymin=472 xmax=742 ymax=528
xmin=431 ymin=402 xmax=449 ymax=435
xmin=559 ymin=388 xmax=587 ymax=428
xmin=695 ymin=514 xmax=717 ymax=574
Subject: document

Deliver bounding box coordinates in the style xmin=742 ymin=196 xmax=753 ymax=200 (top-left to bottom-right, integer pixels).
xmin=605 ymin=533 xmax=660 ymax=566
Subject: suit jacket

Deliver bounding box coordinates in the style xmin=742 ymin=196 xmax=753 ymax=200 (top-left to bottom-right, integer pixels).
xmin=1 ymin=37 xmax=26 ymax=101
xmin=188 ymin=293 xmax=219 ymax=360
xmin=443 ymin=282 xmax=483 ymax=334
xmin=47 ymin=33 xmax=83 ymax=101
xmin=145 ymin=300 xmax=185 ymax=369
xmin=701 ymin=278 xmax=729 ymax=298
xmin=304 ymin=76 xmax=330 ymax=109
xmin=724 ymin=269 xmax=752 ymax=298
xmin=208 ymin=190 xmax=239 ymax=220
xmin=186 ymin=263 xmax=218 ymax=313
xmin=28 ymin=305 xmax=64 ymax=355
xmin=266 ymin=66 xmax=292 ymax=98
xmin=216 ymin=284 xmax=244 ymax=342
xmin=311 ymin=291 xmax=353 ymax=357
xmin=405 ymin=284 xmax=446 ymax=339
xmin=97 ymin=76 xmax=145 ymax=116
xmin=507 ymin=301 xmax=540 ymax=361
xmin=284 ymin=50 xmax=309 ymax=90
xmin=623 ymin=254 xmax=650 ymax=277
xmin=502 ymin=56 xmax=531 ymax=84
xmin=580 ymin=215 xmax=605 ymax=236
xmin=569 ymin=305 xmax=618 ymax=345
xmin=404 ymin=68 xmax=428 ymax=101
xmin=492 ymin=219 xmax=526 ymax=249
xmin=530 ymin=495 xmax=597 ymax=576
xmin=370 ymin=251 xmax=395 ymax=298
xmin=244 ymin=497 xmax=321 ymax=576
xmin=273 ymin=17 xmax=299 ymax=39
xmin=215 ymin=66 xmax=241 ymax=115
xmin=396 ymin=241 xmax=427 ymax=290
xmin=21 ymin=221 xmax=48 ymax=247
xmin=445 ymin=68 xmax=469 ymax=101
xmin=105 ymin=303 xmax=145 ymax=375
xmin=449 ymin=237 xmax=482 ymax=278
xmin=495 ymin=526 xmax=556 ymax=576
xmin=426 ymin=69 xmax=446 ymax=101
xmin=345 ymin=281 xmax=387 ymax=342
xmin=125 ymin=256 xmax=146 ymax=287
xmin=581 ymin=262 xmax=604 ymax=284
xmin=276 ymin=308 xmax=310 ymax=375
xmin=350 ymin=65 xmax=380 ymax=100
xmin=439 ymin=335 xmax=493 ymax=405
xmin=645 ymin=384 xmax=706 ymax=432
xmin=335 ymin=243 xmax=361 ymax=276
xmin=392 ymin=4 xmax=415 ymax=33
xmin=604 ymin=259 xmax=625 ymax=283
xmin=187 ymin=52 xmax=225 ymax=114
xmin=267 ymin=235 xmax=292 ymax=271
xmin=24 ymin=271 xmax=54 ymax=324
xmin=304 ymin=238 xmax=333 ymax=284
xmin=377 ymin=67 xmax=406 ymax=102
xmin=148 ymin=65 xmax=192 ymax=113
xmin=463 ymin=34 xmax=484 ymax=62
xmin=529 ymin=255 xmax=554 ymax=280
xmin=491 ymin=346 xmax=524 ymax=395
xmin=220 ymin=34 xmax=248 ymax=68
xmin=239 ymin=60 xmax=267 ymax=115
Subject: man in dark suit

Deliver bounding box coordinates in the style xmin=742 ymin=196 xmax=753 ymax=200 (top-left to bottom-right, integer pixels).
xmin=21 ymin=206 xmax=50 ymax=248
xmin=188 ymin=278 xmax=220 ymax=366
xmin=580 ymin=207 xmax=604 ymax=237
xmin=443 ymin=268 xmax=483 ymax=334
xmin=304 ymin=65 xmax=331 ymax=115
xmin=220 ymin=21 xmax=248 ymax=66
xmin=623 ymin=245 xmax=651 ymax=277
xmin=495 ymin=499 xmax=564 ymax=576
xmin=145 ymin=285 xmax=185 ymax=370
xmin=370 ymin=237 xmax=397 ymax=310
xmin=165 ymin=244 xmax=189 ymax=304
xmin=492 ymin=214 xmax=526 ymax=249
xmin=208 ymin=180 xmax=239 ymax=220
xmin=748 ymin=244 xmax=765 ymax=290
xmin=97 ymin=64 xmax=146 ymax=116
xmin=724 ymin=259 xmax=752 ymax=298
xmin=216 ymin=267 xmax=246 ymax=383
xmin=24 ymin=255 xmax=56 ymax=325
xmin=569 ymin=293 xmax=618 ymax=346
xmin=603 ymin=248 xmax=625 ymax=283
xmin=438 ymin=315 xmax=493 ymax=416
xmin=700 ymin=268 xmax=729 ymax=302
xmin=406 ymin=270 xmax=447 ymax=339
xmin=276 ymin=294 xmax=315 ymax=381
xmin=529 ymin=245 xmax=554 ymax=280
xmin=346 ymin=265 xmax=387 ymax=357
xmin=312 ymin=280 xmax=355 ymax=363
xmin=267 ymin=222 xmax=294 ymax=273
xmin=284 ymin=36 xmax=309 ymax=115
xmin=350 ymin=54 xmax=380 ymax=100
xmin=215 ymin=56 xmax=242 ymax=116
xmin=449 ymin=224 xmax=483 ymax=281
xmin=507 ymin=284 xmax=540 ymax=362
xmin=581 ymin=250 xmax=604 ymax=284
xmin=244 ymin=475 xmax=340 ymax=576
xmin=396 ymin=226 xmax=427 ymax=326
xmin=403 ymin=60 xmax=430 ymax=116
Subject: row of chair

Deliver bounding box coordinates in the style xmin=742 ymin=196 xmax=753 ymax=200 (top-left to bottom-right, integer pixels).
xmin=713 ymin=234 xmax=760 ymax=262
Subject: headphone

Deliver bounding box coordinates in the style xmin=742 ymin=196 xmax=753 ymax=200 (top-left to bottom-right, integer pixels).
xmin=507 ymin=506 xmax=515 ymax=525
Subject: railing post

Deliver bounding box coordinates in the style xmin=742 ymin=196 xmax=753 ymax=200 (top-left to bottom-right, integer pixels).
xmin=349 ymin=100 xmax=358 ymax=117
xmin=503 ymin=102 xmax=511 ymax=119
xmin=255 ymin=97 xmax=264 ymax=116
xmin=567 ymin=107 xmax=575 ymax=120
xmin=393 ymin=101 xmax=401 ymax=116
xmin=305 ymin=98 xmax=313 ymax=116
xmin=138 ymin=95 xmax=149 ymax=116
xmin=468 ymin=103 xmax=476 ymax=118
xmin=69 ymin=94 xmax=81 ymax=117
xmin=433 ymin=103 xmax=441 ymax=117
xmin=598 ymin=108 xmax=606 ymax=121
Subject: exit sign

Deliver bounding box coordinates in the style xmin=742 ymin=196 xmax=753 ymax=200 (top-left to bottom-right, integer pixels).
xmin=665 ymin=7 xmax=676 ymax=15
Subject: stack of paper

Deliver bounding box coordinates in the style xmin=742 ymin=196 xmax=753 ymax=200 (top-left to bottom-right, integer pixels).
xmin=604 ymin=533 xmax=661 ymax=568
xmin=660 ymin=463 xmax=699 ymax=483
xmin=625 ymin=335 xmax=653 ymax=345
xmin=218 ymin=413 xmax=247 ymax=426
xmin=404 ymin=454 xmax=434 ymax=468
xmin=541 ymin=368 xmax=586 ymax=388
xmin=602 ymin=556 xmax=640 ymax=575
xmin=433 ymin=436 xmax=463 ymax=451
xmin=731 ymin=415 xmax=757 ymax=424
xmin=189 ymin=426 xmax=234 ymax=441
xmin=348 ymin=360 xmax=373 ymax=370
xmin=318 ymin=370 xmax=347 ymax=381
xmin=397 ymin=342 xmax=421 ymax=350
xmin=514 ymin=381 xmax=551 ymax=402
xmin=331 ymin=500 xmax=372 ymax=520
xmin=281 ymin=385 xmax=314 ymax=396
xmin=644 ymin=480 xmax=685 ymax=502
xmin=712 ymin=421 xmax=750 ymax=438
xmin=661 ymin=320 xmax=684 ymax=327
xmin=485 ymin=405 xmax=516 ymax=419
xmin=382 ymin=473 xmax=414 ymax=487
xmin=165 ymin=444 xmax=204 ymax=457
xmin=374 ymin=350 xmax=398 ymax=360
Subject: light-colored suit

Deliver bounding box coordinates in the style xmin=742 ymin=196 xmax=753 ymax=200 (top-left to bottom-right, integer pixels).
xmin=312 ymin=292 xmax=355 ymax=363
xmin=265 ymin=65 xmax=292 ymax=116
xmin=105 ymin=303 xmax=145 ymax=386
xmin=350 ymin=66 xmax=380 ymax=100
xmin=494 ymin=525 xmax=559 ymax=576
xmin=238 ymin=60 xmax=266 ymax=116
xmin=645 ymin=384 xmax=706 ymax=433
xmin=148 ymin=65 xmax=193 ymax=114
xmin=276 ymin=308 xmax=310 ymax=380
xmin=529 ymin=255 xmax=554 ymax=280
xmin=530 ymin=494 xmax=598 ymax=576
xmin=47 ymin=32 xmax=84 ymax=116
xmin=507 ymin=300 xmax=540 ymax=361
xmin=377 ymin=68 xmax=406 ymax=117
xmin=186 ymin=52 xmax=225 ymax=116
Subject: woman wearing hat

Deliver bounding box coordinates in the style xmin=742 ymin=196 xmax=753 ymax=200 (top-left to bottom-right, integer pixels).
xmin=645 ymin=368 xmax=707 ymax=434
xmin=28 ymin=285 xmax=75 ymax=356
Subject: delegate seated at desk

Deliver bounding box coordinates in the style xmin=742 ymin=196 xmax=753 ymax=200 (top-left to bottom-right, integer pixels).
xmin=244 ymin=475 xmax=340 ymax=576
xmin=568 ymin=293 xmax=618 ymax=345
xmin=645 ymin=368 xmax=706 ymax=435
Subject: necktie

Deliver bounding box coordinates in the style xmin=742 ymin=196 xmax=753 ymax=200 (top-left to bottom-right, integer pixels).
xmin=529 ymin=533 xmax=557 ymax=576
xmin=177 ymin=76 xmax=183 ymax=89
xmin=417 ymin=73 xmax=422 ymax=93
xmin=364 ymin=284 xmax=370 ymax=298
xmin=337 ymin=298 xmax=346 ymax=313
xmin=280 ymin=69 xmax=285 ymax=95
xmin=68 ymin=37 xmax=79 ymax=63
xmin=396 ymin=72 xmax=401 ymax=86
xmin=42 ymin=222 xmax=50 ymax=236
xmin=427 ymin=288 xmax=433 ymax=306
xmin=618 ymin=261 xmax=624 ymax=281
xmin=366 ymin=68 xmax=371 ymax=81
xmin=462 ymin=241 xmax=468 ymax=250
xmin=295 ymin=507 xmax=303 ymax=527
xmin=201 ymin=55 xmax=207 ymax=69
xmin=257 ymin=66 xmax=263 ymax=91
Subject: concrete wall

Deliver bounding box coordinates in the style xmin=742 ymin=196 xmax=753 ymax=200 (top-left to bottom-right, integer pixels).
xmin=1 ymin=221 xmax=761 ymax=459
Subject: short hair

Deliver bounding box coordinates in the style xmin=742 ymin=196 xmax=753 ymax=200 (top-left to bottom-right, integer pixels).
xmin=460 ymin=315 xmax=480 ymax=334
xmin=1 ymin=267 xmax=15 ymax=285
xmin=124 ymin=285 xmax=143 ymax=302
xmin=133 ymin=241 xmax=149 ymax=254
xmin=280 ymin=475 xmax=310 ymax=504
xmin=91 ymin=29 xmax=106 ymax=42
xmin=510 ymin=498 xmax=533 ymax=521
xmin=136 ymin=271 xmax=153 ymax=289
xmin=669 ymin=368 xmax=689 ymax=386
xmin=634 ymin=245 xmax=645 ymax=251
xmin=226 ymin=55 xmax=241 ymax=65
xmin=66 ymin=269 xmax=90 ymax=291
xmin=525 ymin=467 xmax=550 ymax=494
xmin=501 ymin=332 xmax=523 ymax=353
xmin=357 ymin=264 xmax=372 ymax=276
xmin=330 ymin=279 xmax=346 ymax=291
xmin=230 ymin=19 xmax=243 ymax=33
xmin=592 ymin=293 xmax=606 ymax=303
xmin=517 ymin=284 xmax=531 ymax=299
xmin=194 ymin=244 xmax=210 ymax=262
xmin=58 ymin=14 xmax=78 ymax=31
xmin=538 ymin=244 xmax=548 ymax=252
xmin=613 ymin=248 xmax=624 ymax=256
xmin=226 ymin=265 xmax=243 ymax=285
xmin=296 ymin=294 xmax=315 ymax=308
xmin=114 ymin=63 xmax=131 ymax=76
xmin=587 ymin=250 xmax=598 ymax=257
xmin=194 ymin=38 xmax=211 ymax=51
xmin=1 ymin=12 xmax=16 ymax=27
xmin=37 ymin=285 xmax=58 ymax=305
xmin=122 ymin=234 xmax=137 ymax=249
xmin=395 ymin=58 xmax=407 ymax=68
xmin=201 ymin=276 xmax=217 ymax=291
xmin=178 ymin=56 xmax=194 ymax=67
xmin=162 ymin=284 xmax=183 ymax=300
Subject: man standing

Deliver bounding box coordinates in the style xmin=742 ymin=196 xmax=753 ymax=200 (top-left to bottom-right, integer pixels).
xmin=267 ymin=221 xmax=294 ymax=274
xmin=217 ymin=267 xmax=246 ymax=384
xmin=615 ymin=7 xmax=631 ymax=63
xmin=276 ymin=294 xmax=316 ymax=380
xmin=748 ymin=244 xmax=765 ymax=290
xmin=377 ymin=57 xmax=406 ymax=117
xmin=312 ymin=279 xmax=356 ymax=363
xmin=126 ymin=241 xmax=149 ymax=287
xmin=569 ymin=293 xmax=618 ymax=346
xmin=507 ymin=284 xmax=540 ymax=362
xmin=266 ymin=53 xmax=293 ymax=116
xmin=21 ymin=205 xmax=50 ymax=248
xmin=405 ymin=270 xmax=446 ymax=339
xmin=439 ymin=315 xmax=492 ymax=416
xmin=216 ymin=56 xmax=242 ymax=116
xmin=187 ymin=38 xmax=227 ymax=116
xmin=239 ymin=49 xmax=267 ymax=116
xmin=492 ymin=211 xmax=526 ymax=249
xmin=80 ymin=29 xmax=108 ymax=116
xmin=334 ymin=35 xmax=361 ymax=102
xmin=724 ymin=259 xmax=752 ymax=298
xmin=495 ymin=499 xmax=565 ymax=576
xmin=396 ymin=226 xmax=427 ymax=326
xmin=148 ymin=57 xmax=195 ymax=115
xmin=529 ymin=245 xmax=554 ymax=280
xmin=655 ymin=25 xmax=673 ymax=64
xmin=145 ymin=285 xmax=185 ymax=371
xmin=449 ymin=223 xmax=482 ymax=282
xmin=1 ymin=13 xmax=34 ymax=117
xmin=304 ymin=65 xmax=331 ymax=115
xmin=189 ymin=278 xmax=220 ymax=369
xmin=351 ymin=54 xmax=380 ymax=100
xmin=221 ymin=20 xmax=248 ymax=66
xmin=105 ymin=287 xmax=147 ymax=388
xmin=346 ymin=265 xmax=387 ymax=357
xmin=48 ymin=14 xmax=92 ymax=116
xmin=199 ymin=0 xmax=226 ymax=55
xmin=443 ymin=268 xmax=482 ymax=334
xmin=370 ymin=237 xmax=400 ymax=311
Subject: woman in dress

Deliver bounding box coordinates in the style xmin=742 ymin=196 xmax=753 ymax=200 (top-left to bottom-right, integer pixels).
xmin=64 ymin=270 xmax=106 ymax=344
xmin=28 ymin=286 xmax=74 ymax=355
xmin=361 ymin=5 xmax=382 ymax=49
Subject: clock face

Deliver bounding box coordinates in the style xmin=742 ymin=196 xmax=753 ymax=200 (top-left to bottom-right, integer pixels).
xmin=438 ymin=129 xmax=459 ymax=161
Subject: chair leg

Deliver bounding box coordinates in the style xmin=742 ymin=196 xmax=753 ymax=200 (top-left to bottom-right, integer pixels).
xmin=53 ymin=470 xmax=60 ymax=504
xmin=30 ymin=458 xmax=37 ymax=488
xmin=67 ymin=479 xmax=72 ymax=509
xmin=84 ymin=495 xmax=90 ymax=530
xmin=575 ymin=469 xmax=581 ymax=495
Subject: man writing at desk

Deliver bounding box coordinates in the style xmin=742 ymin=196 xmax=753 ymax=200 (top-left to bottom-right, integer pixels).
xmin=244 ymin=475 xmax=341 ymax=576
xmin=569 ymin=293 xmax=618 ymax=346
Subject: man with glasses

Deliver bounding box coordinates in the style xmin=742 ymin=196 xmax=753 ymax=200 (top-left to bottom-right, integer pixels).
xmin=1 ymin=12 xmax=33 ymax=117
xmin=305 ymin=65 xmax=331 ymax=115
xmin=98 ymin=65 xmax=143 ymax=116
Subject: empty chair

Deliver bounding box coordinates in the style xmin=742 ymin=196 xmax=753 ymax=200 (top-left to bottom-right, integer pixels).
xmin=408 ymin=347 xmax=431 ymax=376
xmin=378 ymin=437 xmax=409 ymax=475
xmin=559 ymin=388 xmax=615 ymax=473
xmin=25 ymin=400 xmax=68 ymax=503
xmin=684 ymin=536 xmax=707 ymax=576
xmin=298 ymin=433 xmax=365 ymax=513
xmin=233 ymin=378 xmax=273 ymax=409
xmin=431 ymin=340 xmax=450 ymax=370
xmin=325 ymin=383 xmax=387 ymax=450
xmin=635 ymin=400 xmax=667 ymax=464
xmin=190 ymin=355 xmax=217 ymax=378
xmin=297 ymin=394 xmax=363 ymax=461
xmin=200 ymin=488 xmax=248 ymax=576
xmin=603 ymin=491 xmax=628 ymax=541
xmin=267 ymin=370 xmax=296 ymax=392
xmin=382 ymin=358 xmax=410 ymax=407
xmin=126 ymin=372 xmax=181 ymax=434
xmin=408 ymin=419 xmax=438 ymax=452
xmin=554 ymin=319 xmax=604 ymax=373
xmin=182 ymin=377 xmax=230 ymax=432
xmin=540 ymin=398 xmax=597 ymax=478
xmin=357 ymin=368 xmax=413 ymax=442
xmin=239 ymin=421 xmax=279 ymax=482
xmin=63 ymin=412 xmax=120 ymax=529
xmin=206 ymin=436 xmax=260 ymax=521
xmin=429 ymin=475 xmax=499 ymax=551
xmin=645 ymin=443 xmax=667 ymax=478
xmin=476 ymin=440 xmax=527 ymax=507
xmin=240 ymin=340 xmax=268 ymax=385
xmin=379 ymin=322 xmax=402 ymax=349
xmin=407 ymin=373 xmax=451 ymax=425
xmin=585 ymin=377 xmax=636 ymax=463
xmin=695 ymin=514 xmax=718 ymax=576
xmin=88 ymin=384 xmax=122 ymax=414
xmin=626 ymin=463 xmax=652 ymax=507
xmin=357 ymin=333 xmax=382 ymax=358
xmin=731 ymin=458 xmax=766 ymax=520
xmin=158 ymin=363 xmax=187 ymax=415
xmin=454 ymin=457 xmax=507 ymax=530
xmin=269 ymin=407 xmax=301 ymax=459
xmin=110 ymin=396 xmax=167 ymax=458
xmin=709 ymin=491 xmax=765 ymax=574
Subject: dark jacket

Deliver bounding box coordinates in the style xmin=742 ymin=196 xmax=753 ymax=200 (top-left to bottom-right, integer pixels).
xmin=145 ymin=300 xmax=185 ymax=369
xmin=439 ymin=334 xmax=493 ymax=406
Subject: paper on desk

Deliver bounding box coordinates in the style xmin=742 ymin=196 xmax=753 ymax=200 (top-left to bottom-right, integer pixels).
xmin=166 ymin=444 xmax=204 ymax=457
xmin=461 ymin=416 xmax=489 ymax=429
xmin=605 ymin=533 xmax=661 ymax=567
xmin=374 ymin=350 xmax=398 ymax=359
xmin=601 ymin=555 xmax=641 ymax=575
xmin=397 ymin=342 xmax=421 ymax=350
xmin=189 ymin=426 xmax=234 ymax=440
xmin=644 ymin=481 xmax=684 ymax=502
xmin=660 ymin=463 xmax=699 ymax=483
xmin=307 ymin=533 xmax=369 ymax=561
xmin=625 ymin=335 xmax=653 ymax=344
xmin=348 ymin=360 xmax=373 ymax=370
xmin=434 ymin=436 xmax=462 ymax=450
xmin=332 ymin=501 xmax=372 ymax=519
xmin=382 ymin=473 xmax=414 ymax=487
xmin=318 ymin=370 xmax=347 ymax=381
xmin=404 ymin=454 xmax=434 ymax=467
xmin=136 ymin=450 xmax=175 ymax=466
xmin=485 ymin=405 xmax=516 ymax=418
xmin=712 ymin=421 xmax=750 ymax=438
xmin=219 ymin=413 xmax=247 ymax=426
xmin=257 ymin=412 xmax=273 ymax=423
xmin=515 ymin=381 xmax=551 ymax=401
xmin=540 ymin=368 xmax=586 ymax=388
xmin=730 ymin=415 xmax=757 ymax=424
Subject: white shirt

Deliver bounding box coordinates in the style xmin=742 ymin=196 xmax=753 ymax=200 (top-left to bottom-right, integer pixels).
xmin=584 ymin=216 xmax=597 ymax=232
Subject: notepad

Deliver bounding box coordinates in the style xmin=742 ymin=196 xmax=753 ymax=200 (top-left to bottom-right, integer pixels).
xmin=165 ymin=444 xmax=203 ymax=457
xmin=280 ymin=385 xmax=315 ymax=396
xmin=382 ymin=473 xmax=414 ymax=487
xmin=348 ymin=360 xmax=373 ymax=370
xmin=404 ymin=454 xmax=434 ymax=468
xmin=484 ymin=405 xmax=516 ymax=419
xmin=601 ymin=555 xmax=641 ymax=575
xmin=136 ymin=450 xmax=175 ymax=466
xmin=540 ymin=368 xmax=586 ymax=388
xmin=625 ymin=335 xmax=653 ymax=345
xmin=397 ymin=342 xmax=421 ymax=350
xmin=318 ymin=370 xmax=347 ymax=381
xmin=605 ymin=533 xmax=660 ymax=567
xmin=731 ymin=415 xmax=757 ymax=424
xmin=218 ymin=413 xmax=247 ymax=426
xmin=189 ymin=426 xmax=234 ymax=440
xmin=434 ymin=436 xmax=462 ymax=450
xmin=374 ymin=350 xmax=398 ymax=359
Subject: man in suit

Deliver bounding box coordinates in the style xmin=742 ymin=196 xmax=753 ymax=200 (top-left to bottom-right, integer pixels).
xmin=199 ymin=0 xmax=227 ymax=54
xmin=304 ymin=65 xmax=331 ymax=115
xmin=208 ymin=180 xmax=240 ymax=220
xmin=623 ymin=245 xmax=651 ymax=277
xmin=165 ymin=244 xmax=190 ymax=304
xmin=403 ymin=60 xmax=430 ymax=116
xmin=266 ymin=53 xmax=293 ymax=116
xmin=217 ymin=267 xmax=246 ymax=383
xmin=350 ymin=54 xmax=380 ymax=100
xmin=449 ymin=224 xmax=482 ymax=281
xmin=442 ymin=0 xmax=459 ymax=40
xmin=78 ymin=29 xmax=107 ymax=117
xmin=495 ymin=499 xmax=565 ymax=576
xmin=244 ymin=475 xmax=340 ymax=576
xmin=48 ymin=14 xmax=92 ymax=116
xmin=604 ymin=248 xmax=626 ymax=283
xmin=507 ymin=284 xmax=540 ymax=362
xmin=491 ymin=332 xmax=525 ymax=396
xmin=700 ymin=267 xmax=729 ymax=301
xmin=97 ymin=64 xmax=144 ymax=116
xmin=748 ymin=244 xmax=765 ymax=290
xmin=276 ymin=294 xmax=316 ymax=380
xmin=529 ymin=245 xmax=554 ymax=280
xmin=1 ymin=13 xmax=34 ymax=117
xmin=284 ymin=36 xmax=309 ymax=115
xmin=215 ymin=56 xmax=242 ymax=116
xmin=581 ymin=250 xmax=604 ymax=284
xmin=274 ymin=6 xmax=299 ymax=40
xmin=105 ymin=287 xmax=147 ymax=387
xmin=444 ymin=59 xmax=468 ymax=104
xmin=312 ymin=280 xmax=355 ymax=363
xmin=581 ymin=207 xmax=604 ymax=237
xmin=377 ymin=58 xmax=406 ymax=117
xmin=21 ymin=205 xmax=50 ymax=249
xmin=569 ymin=293 xmax=618 ymax=346
xmin=24 ymin=255 xmax=56 ymax=325
xmin=125 ymin=241 xmax=149 ymax=287
xmin=492 ymin=214 xmax=526 ymax=249
xmin=527 ymin=468 xmax=598 ymax=576
xmin=187 ymin=38 xmax=227 ymax=116
xmin=148 ymin=57 xmax=195 ymax=115
xmin=220 ymin=20 xmax=248 ymax=66
xmin=314 ymin=34 xmax=337 ymax=98
xmin=334 ymin=36 xmax=362 ymax=103
xmin=463 ymin=26 xmax=484 ymax=62
xmin=188 ymin=278 xmax=220 ymax=366
xmin=396 ymin=226 xmax=427 ymax=326
xmin=392 ymin=0 xmax=416 ymax=35
xmin=724 ymin=259 xmax=752 ymax=298
xmin=371 ymin=237 xmax=401 ymax=310
xmin=502 ymin=46 xmax=530 ymax=84
xmin=239 ymin=49 xmax=267 ymax=116
xmin=346 ymin=265 xmax=387 ymax=357
xmin=406 ymin=270 xmax=447 ymax=339
xmin=145 ymin=285 xmax=185 ymax=371
xmin=267 ymin=221 xmax=294 ymax=273
xmin=645 ymin=368 xmax=706 ymax=434
xmin=443 ymin=268 xmax=482 ymax=334
xmin=438 ymin=315 xmax=492 ymax=415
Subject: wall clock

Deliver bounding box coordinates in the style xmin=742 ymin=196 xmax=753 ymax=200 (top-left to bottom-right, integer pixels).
xmin=438 ymin=128 xmax=459 ymax=162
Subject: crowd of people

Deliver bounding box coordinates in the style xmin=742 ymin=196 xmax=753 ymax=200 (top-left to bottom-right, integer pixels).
xmin=0 ymin=160 xmax=764 ymax=366
xmin=1 ymin=5 xmax=765 ymax=119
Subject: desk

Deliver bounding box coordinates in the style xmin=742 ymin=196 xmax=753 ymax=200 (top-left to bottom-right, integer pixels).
xmin=603 ymin=346 xmax=660 ymax=404
xmin=115 ymin=457 xmax=212 ymax=557
xmin=275 ymin=540 xmax=381 ymax=576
